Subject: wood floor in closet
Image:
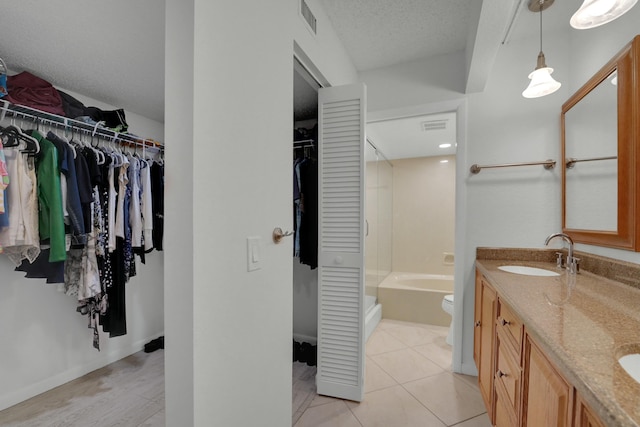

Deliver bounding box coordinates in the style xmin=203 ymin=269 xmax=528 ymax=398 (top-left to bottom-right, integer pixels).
xmin=0 ymin=350 xmax=165 ymax=427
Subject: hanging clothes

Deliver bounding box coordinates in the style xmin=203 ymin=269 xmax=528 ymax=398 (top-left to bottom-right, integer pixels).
xmin=0 ymin=139 xmax=8 ymax=213
xmin=1 ymin=119 xmax=163 ymax=350
xmin=141 ymin=159 xmax=154 ymax=253
xmin=47 ymin=131 xmax=87 ymax=248
xmin=298 ymin=157 xmax=318 ymax=269
xmin=150 ymin=161 xmax=164 ymax=251
xmin=0 ymin=139 xmax=10 ymax=248
xmin=25 ymin=130 xmax=66 ymax=261
xmin=0 ymin=143 xmax=40 ymax=265
xmin=128 ymin=154 xmax=145 ymax=263
xmin=293 ymin=155 xmax=304 ymax=257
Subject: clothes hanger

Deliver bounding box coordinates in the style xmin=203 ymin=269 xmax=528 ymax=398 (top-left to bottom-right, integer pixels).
xmin=93 ymin=138 xmax=106 ymax=165
xmin=0 ymin=121 xmax=40 ymax=153
xmin=107 ymin=135 xmax=124 ymax=167
xmin=0 ymin=124 xmax=24 ymax=147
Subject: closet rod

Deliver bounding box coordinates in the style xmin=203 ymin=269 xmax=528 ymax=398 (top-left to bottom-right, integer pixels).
xmin=0 ymin=99 xmax=163 ymax=152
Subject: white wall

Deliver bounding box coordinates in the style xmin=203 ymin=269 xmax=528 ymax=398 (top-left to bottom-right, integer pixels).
xmin=164 ymin=0 xmax=194 ymax=424
xmin=292 ymin=0 xmax=359 ymax=86
xmin=461 ymin=32 xmax=568 ymax=374
xmin=361 ymin=51 xmax=467 ymax=112
xmin=392 ymin=156 xmax=456 ymax=275
xmin=361 ymin=7 xmax=640 ymax=376
xmin=164 ymin=0 xmax=358 ymax=425
xmin=0 ymin=93 xmax=165 ymax=411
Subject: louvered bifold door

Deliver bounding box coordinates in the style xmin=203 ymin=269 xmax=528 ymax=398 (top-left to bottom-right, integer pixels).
xmin=316 ymin=83 xmax=366 ymax=402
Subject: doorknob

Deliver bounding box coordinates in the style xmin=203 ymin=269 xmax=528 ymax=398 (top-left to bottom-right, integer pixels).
xmin=272 ymin=227 xmax=293 ymax=244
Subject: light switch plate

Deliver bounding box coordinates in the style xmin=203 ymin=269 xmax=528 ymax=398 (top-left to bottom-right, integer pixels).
xmin=247 ymin=236 xmax=261 ymax=272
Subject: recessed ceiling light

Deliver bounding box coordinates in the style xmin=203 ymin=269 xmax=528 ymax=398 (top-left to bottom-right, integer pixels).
xmin=440 ymin=160 xmax=449 ymax=164
xmin=439 ymin=143 xmax=452 ymax=148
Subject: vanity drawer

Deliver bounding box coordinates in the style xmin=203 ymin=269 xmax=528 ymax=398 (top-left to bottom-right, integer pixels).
xmin=497 ymin=299 xmax=523 ymax=355
xmin=495 ymin=329 xmax=522 ymax=419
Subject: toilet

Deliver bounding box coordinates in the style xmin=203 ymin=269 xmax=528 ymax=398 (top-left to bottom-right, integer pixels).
xmin=441 ymin=294 xmax=454 ymax=346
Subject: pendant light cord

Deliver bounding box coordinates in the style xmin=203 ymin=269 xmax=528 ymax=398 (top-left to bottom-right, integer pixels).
xmin=539 ymin=0 xmax=543 ymax=52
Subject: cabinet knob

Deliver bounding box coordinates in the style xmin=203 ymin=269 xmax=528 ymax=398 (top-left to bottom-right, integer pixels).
xmin=500 ymin=318 xmax=511 ymax=326
xmin=475 ymin=321 xmax=481 ymax=327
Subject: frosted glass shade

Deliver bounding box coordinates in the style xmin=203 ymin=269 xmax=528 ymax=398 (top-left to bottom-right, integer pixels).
xmin=522 ymin=67 xmax=562 ymax=98
xmin=570 ymin=0 xmax=638 ymax=29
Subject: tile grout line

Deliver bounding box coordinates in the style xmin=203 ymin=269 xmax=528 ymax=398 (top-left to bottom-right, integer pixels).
xmin=399 ymin=379 xmax=450 ymax=427
xmin=345 ymin=400 xmax=366 ymax=427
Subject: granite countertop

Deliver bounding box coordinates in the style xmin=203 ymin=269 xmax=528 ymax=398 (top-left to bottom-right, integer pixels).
xmin=475 ymin=248 xmax=640 ymax=427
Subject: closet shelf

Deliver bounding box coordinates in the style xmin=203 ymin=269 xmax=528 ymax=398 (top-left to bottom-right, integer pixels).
xmin=0 ymin=99 xmax=164 ymax=152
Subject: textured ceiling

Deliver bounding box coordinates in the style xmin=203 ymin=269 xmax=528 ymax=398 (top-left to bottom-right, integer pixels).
xmin=320 ymin=0 xmax=576 ymax=72
xmin=319 ymin=0 xmax=577 ymax=159
xmin=0 ymin=0 xmax=165 ymax=122
xmin=320 ymin=0 xmax=472 ymax=71
xmin=0 ymin=0 xmax=578 ymax=135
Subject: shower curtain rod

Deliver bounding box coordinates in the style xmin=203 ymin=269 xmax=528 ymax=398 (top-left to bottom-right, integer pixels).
xmin=0 ymin=99 xmax=163 ymax=152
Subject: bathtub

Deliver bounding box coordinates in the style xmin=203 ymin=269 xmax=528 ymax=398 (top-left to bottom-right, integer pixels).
xmin=378 ymin=273 xmax=454 ymax=326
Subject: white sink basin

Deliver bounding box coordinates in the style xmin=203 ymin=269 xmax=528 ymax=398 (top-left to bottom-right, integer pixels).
xmin=498 ymin=265 xmax=560 ymax=277
xmin=619 ymin=354 xmax=640 ymax=383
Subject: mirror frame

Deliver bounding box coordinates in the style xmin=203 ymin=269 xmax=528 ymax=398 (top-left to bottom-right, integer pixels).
xmin=561 ymin=35 xmax=640 ymax=251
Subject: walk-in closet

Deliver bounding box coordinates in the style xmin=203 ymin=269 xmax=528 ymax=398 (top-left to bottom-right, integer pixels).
xmin=292 ymin=59 xmax=320 ymax=370
xmin=0 ymin=3 xmax=166 ymax=423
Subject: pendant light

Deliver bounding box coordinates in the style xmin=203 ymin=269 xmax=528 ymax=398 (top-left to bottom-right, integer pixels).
xmin=522 ymin=0 xmax=561 ymax=99
xmin=571 ymin=0 xmax=637 ymax=29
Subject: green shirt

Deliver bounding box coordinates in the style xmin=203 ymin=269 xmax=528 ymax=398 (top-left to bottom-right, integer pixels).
xmin=29 ymin=130 xmax=66 ymax=262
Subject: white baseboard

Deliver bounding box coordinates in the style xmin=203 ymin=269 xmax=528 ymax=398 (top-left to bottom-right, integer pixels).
xmin=0 ymin=332 xmax=164 ymax=412
xmin=459 ymin=361 xmax=479 ymax=377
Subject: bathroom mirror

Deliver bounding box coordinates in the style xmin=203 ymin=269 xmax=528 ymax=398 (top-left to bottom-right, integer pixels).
xmin=562 ymin=35 xmax=640 ymax=250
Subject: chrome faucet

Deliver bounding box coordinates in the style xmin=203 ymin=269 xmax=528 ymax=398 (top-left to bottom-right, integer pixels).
xmin=544 ymin=233 xmax=579 ymax=274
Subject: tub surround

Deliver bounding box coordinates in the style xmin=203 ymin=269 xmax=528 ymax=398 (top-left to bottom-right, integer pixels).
xmin=475 ymin=247 xmax=640 ymax=427
xmin=378 ymin=273 xmax=453 ymax=326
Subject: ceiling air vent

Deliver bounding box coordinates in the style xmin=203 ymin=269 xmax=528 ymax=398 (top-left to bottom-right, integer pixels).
xmin=420 ymin=119 xmax=448 ymax=131
xmin=300 ymin=0 xmax=317 ymax=35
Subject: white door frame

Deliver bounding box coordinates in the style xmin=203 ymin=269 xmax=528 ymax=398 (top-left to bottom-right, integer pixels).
xmin=367 ymin=98 xmax=470 ymax=375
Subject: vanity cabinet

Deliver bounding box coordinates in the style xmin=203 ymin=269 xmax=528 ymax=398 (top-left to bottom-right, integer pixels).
xmin=574 ymin=393 xmax=606 ymax=427
xmin=494 ymin=298 xmax=524 ymax=426
xmin=475 ymin=270 xmax=497 ymax=420
xmin=494 ymin=328 xmax=522 ymax=426
xmin=475 ymin=270 xmax=606 ymax=427
xmin=522 ymin=334 xmax=572 ymax=427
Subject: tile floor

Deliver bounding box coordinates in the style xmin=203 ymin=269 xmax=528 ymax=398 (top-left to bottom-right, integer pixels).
xmin=0 ymin=319 xmax=489 ymax=427
xmin=292 ymin=319 xmax=491 ymax=427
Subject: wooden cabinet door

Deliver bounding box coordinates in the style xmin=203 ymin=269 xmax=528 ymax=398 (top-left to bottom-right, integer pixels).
xmin=523 ymin=335 xmax=572 ymax=427
xmin=495 ymin=382 xmax=517 ymax=427
xmin=477 ymin=276 xmax=497 ymax=418
xmin=474 ymin=270 xmax=483 ymax=367
xmin=574 ymin=393 xmax=605 ymax=427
